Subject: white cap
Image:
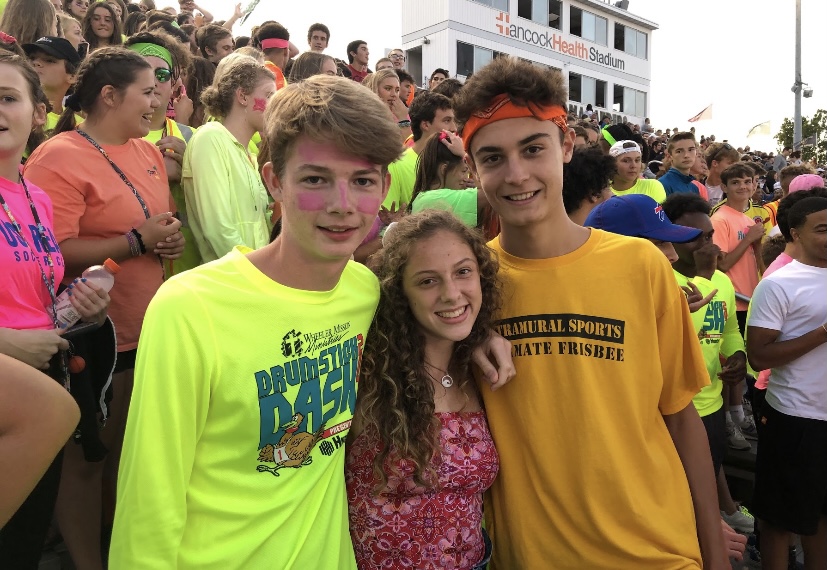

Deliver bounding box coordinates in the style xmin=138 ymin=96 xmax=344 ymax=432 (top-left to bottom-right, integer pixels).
xmin=609 ymin=140 xmax=641 ymax=158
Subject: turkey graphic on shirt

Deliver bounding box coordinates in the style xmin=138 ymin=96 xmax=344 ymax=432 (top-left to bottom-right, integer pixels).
xmin=257 ymin=413 xmax=327 ymax=476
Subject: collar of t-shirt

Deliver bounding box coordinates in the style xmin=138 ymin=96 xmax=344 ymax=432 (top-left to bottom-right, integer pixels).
xmin=665 ymin=167 xmax=694 ymax=183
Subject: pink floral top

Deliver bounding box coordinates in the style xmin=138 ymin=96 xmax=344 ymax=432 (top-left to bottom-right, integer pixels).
xmin=346 ymin=411 xmax=499 ymax=570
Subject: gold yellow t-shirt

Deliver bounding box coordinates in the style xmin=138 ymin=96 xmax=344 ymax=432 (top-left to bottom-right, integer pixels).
xmin=481 ymin=230 xmax=708 ymax=570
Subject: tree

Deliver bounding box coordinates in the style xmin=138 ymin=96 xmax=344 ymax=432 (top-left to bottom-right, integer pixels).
xmin=775 ymin=109 xmax=827 ymax=164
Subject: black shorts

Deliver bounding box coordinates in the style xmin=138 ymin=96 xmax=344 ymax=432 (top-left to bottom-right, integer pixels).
xmin=751 ymin=387 xmax=766 ymax=427
xmin=114 ymin=349 xmax=137 ymax=374
xmin=700 ymin=406 xmax=727 ymax=476
xmin=752 ymin=403 xmax=827 ymax=535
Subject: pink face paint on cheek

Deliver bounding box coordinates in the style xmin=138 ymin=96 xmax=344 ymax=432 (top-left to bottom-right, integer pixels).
xmin=357 ymin=197 xmax=381 ymax=215
xmin=297 ymin=193 xmax=326 ymax=211
xmin=253 ymin=98 xmax=267 ymax=112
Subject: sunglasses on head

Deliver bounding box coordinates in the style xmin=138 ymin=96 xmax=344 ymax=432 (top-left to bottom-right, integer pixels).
xmin=712 ymin=142 xmax=733 ymax=162
xmin=154 ymin=67 xmax=172 ymax=83
xmin=622 ymin=141 xmax=638 ymax=149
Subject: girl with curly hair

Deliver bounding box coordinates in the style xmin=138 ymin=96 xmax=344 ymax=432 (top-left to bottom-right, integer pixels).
xmin=346 ymin=209 xmax=502 ymax=570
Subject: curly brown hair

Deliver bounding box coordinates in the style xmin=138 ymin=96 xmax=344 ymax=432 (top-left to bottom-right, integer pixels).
xmin=356 ymin=210 xmax=501 ymax=492
xmin=453 ymin=57 xmax=567 ymax=136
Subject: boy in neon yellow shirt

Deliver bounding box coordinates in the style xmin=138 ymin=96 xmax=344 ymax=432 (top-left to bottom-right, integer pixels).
xmin=110 ymin=76 xmax=404 ymax=569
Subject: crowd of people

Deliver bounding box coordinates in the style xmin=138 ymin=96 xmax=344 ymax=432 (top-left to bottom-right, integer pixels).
xmin=0 ymin=1 xmax=825 ymax=569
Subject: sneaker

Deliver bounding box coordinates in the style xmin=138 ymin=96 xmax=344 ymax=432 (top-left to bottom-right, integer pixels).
xmin=721 ymin=505 xmax=755 ymax=533
xmin=740 ymin=414 xmax=758 ymax=440
xmin=727 ymin=417 xmax=751 ymax=450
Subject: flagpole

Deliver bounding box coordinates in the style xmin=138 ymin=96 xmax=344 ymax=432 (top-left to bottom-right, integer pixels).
xmin=793 ymin=0 xmax=802 ymax=148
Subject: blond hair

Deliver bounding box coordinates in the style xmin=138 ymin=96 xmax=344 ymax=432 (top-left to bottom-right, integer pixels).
xmin=264 ymin=74 xmax=402 ymax=177
xmin=362 ymin=68 xmax=399 ymax=97
xmin=201 ymin=58 xmax=273 ymax=119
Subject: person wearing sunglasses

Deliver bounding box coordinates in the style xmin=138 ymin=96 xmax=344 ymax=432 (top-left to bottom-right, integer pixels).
xmin=127 ymin=33 xmax=201 ymax=277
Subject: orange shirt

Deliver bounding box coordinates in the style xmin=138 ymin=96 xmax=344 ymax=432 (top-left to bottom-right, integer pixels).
xmin=711 ymin=205 xmax=760 ymax=311
xmin=25 ymin=131 xmax=173 ymax=351
xmin=264 ymin=61 xmax=286 ymax=91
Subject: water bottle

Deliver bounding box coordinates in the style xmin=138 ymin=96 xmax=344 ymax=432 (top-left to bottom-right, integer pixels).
xmin=54 ymin=258 xmax=120 ymax=329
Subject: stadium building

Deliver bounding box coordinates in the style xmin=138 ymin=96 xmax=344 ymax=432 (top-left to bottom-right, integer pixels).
xmin=400 ymin=0 xmax=657 ymax=125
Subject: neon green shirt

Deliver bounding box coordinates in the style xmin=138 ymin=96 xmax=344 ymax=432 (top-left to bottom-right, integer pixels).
xmin=673 ymin=269 xmax=744 ymax=417
xmin=182 ymin=121 xmax=270 ymax=263
xmin=145 ymin=119 xmax=201 ymax=275
xmin=383 ymin=147 xmax=417 ymax=210
xmin=412 ymin=188 xmax=478 ymax=227
xmin=110 ymin=246 xmax=376 ymax=569
xmin=611 ymin=178 xmax=667 ymax=204
xmin=45 ymin=111 xmax=84 ymax=133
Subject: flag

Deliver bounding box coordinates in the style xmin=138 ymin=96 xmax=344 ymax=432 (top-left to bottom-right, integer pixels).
xmin=747 ymin=121 xmax=771 ymax=138
xmin=240 ymin=0 xmax=261 ymax=25
xmin=688 ymin=104 xmax=713 ymax=123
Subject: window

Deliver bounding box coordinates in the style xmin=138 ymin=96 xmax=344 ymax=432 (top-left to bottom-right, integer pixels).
xmin=568 ymin=72 xmax=582 ymax=103
xmin=569 ymin=6 xmax=607 ymax=46
xmin=518 ymin=0 xmax=561 ymax=29
xmin=614 ymin=23 xmax=647 ymax=59
xmin=457 ymin=42 xmax=474 ymax=77
xmin=456 ymin=41 xmax=500 ymax=77
xmin=569 ymin=73 xmax=607 ymax=109
xmin=472 ymin=0 xmax=509 ymax=10
xmin=613 ymin=83 xmax=647 ymax=116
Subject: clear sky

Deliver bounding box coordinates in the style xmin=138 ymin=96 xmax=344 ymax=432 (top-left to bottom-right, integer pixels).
xmin=197 ymin=0 xmax=827 ymax=151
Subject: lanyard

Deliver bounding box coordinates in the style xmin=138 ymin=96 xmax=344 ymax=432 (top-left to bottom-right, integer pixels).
xmin=0 ymin=178 xmax=69 ymax=387
xmin=75 ymin=130 xmax=152 ymax=220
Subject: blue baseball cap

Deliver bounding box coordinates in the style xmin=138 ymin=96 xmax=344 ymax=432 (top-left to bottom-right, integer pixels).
xmin=585 ymin=194 xmax=702 ymax=243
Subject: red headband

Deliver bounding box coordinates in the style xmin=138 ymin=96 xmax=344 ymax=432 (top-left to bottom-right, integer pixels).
xmin=461 ymin=94 xmax=568 ymax=148
xmin=261 ymin=38 xmax=289 ymax=50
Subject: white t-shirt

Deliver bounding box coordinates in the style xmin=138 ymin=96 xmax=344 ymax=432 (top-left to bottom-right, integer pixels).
xmin=707 ymin=184 xmax=723 ymax=207
xmin=748 ymin=260 xmax=827 ymax=420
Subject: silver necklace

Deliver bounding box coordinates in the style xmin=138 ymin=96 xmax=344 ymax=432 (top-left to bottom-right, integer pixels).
xmin=426 ymin=362 xmax=454 ymax=388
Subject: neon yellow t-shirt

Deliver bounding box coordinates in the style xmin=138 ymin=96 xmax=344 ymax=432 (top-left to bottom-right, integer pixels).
xmin=383 ymin=147 xmax=417 ymax=210
xmin=673 ymin=269 xmax=745 ymax=417
xmin=482 ymin=230 xmax=707 ymax=569
xmin=145 ymin=119 xmax=201 ymax=275
xmin=110 ymin=246 xmax=377 ymax=569
xmin=611 ymin=178 xmax=667 ymax=203
xmin=45 ymin=111 xmax=84 ymax=133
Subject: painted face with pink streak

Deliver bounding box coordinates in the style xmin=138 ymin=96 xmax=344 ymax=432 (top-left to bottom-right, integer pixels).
xmin=246 ymin=78 xmax=276 ymax=132
xmin=262 ymin=137 xmax=390 ymax=263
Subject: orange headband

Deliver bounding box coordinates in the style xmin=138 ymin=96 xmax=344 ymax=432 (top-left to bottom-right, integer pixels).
xmin=461 ymin=94 xmax=568 ymax=149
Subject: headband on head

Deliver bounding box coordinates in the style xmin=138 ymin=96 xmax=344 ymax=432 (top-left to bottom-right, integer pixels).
xmin=602 ymin=128 xmax=616 ymax=146
xmin=461 ymin=94 xmax=567 ymax=148
xmin=261 ymin=38 xmax=289 ymax=50
xmin=128 ymin=42 xmax=174 ymax=70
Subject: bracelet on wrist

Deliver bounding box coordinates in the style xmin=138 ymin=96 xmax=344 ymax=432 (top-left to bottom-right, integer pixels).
xmin=125 ymin=231 xmax=140 ymax=257
xmin=397 ymin=120 xmax=411 ymax=128
xmin=822 ymin=323 xmax=827 ymax=335
xmin=130 ymin=228 xmax=147 ymax=255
